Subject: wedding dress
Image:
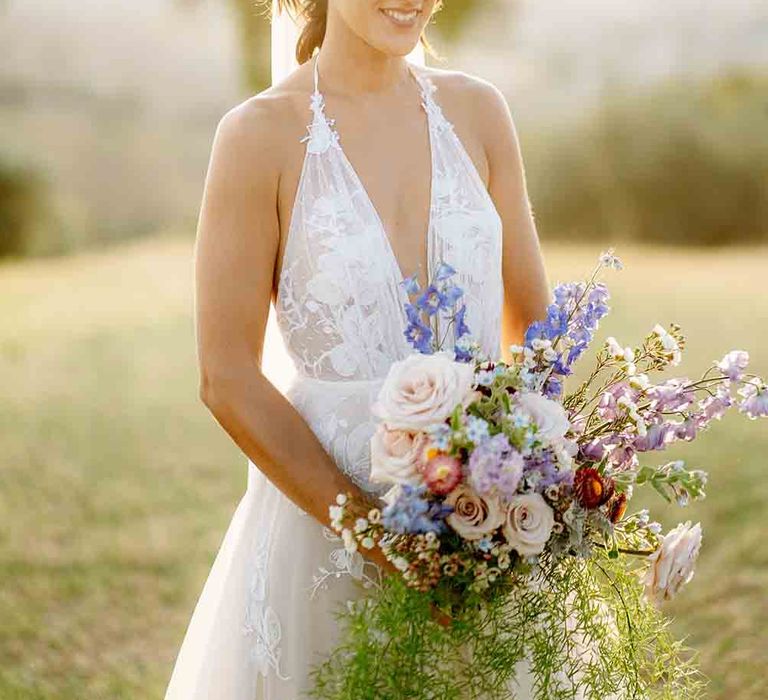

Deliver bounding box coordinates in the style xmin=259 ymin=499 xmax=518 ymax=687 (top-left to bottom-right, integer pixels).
xmin=164 ymin=55 xmax=522 ymax=699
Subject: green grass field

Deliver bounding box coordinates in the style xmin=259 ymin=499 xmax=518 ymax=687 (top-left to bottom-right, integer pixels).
xmin=0 ymin=236 xmax=766 ymax=699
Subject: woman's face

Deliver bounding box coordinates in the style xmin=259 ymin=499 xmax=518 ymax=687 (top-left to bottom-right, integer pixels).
xmin=329 ymin=1 xmax=437 ymax=57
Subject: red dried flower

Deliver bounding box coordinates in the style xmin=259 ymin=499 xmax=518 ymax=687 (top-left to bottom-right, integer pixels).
xmin=574 ymin=467 xmax=614 ymax=509
xmin=607 ymin=492 xmax=628 ymax=524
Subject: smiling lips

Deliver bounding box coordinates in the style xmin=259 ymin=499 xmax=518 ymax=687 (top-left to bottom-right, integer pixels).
xmin=380 ymin=7 xmax=422 ymax=28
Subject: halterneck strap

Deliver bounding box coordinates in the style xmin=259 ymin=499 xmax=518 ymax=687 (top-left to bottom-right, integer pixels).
xmin=312 ymin=54 xmax=321 ymax=96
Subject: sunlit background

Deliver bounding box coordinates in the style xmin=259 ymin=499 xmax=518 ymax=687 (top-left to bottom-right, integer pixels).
xmin=1 ymin=1 xmax=766 ymax=698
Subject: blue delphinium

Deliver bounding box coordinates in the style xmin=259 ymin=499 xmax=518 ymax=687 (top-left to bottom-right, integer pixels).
xmin=404 ymin=303 xmax=433 ymax=354
xmin=524 ymin=277 xmax=612 ymax=382
xmin=381 ymin=485 xmax=452 ymax=534
xmin=400 ymin=262 xmax=474 ymax=360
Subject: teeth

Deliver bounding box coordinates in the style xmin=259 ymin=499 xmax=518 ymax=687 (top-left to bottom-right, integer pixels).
xmin=382 ymin=8 xmax=419 ymax=23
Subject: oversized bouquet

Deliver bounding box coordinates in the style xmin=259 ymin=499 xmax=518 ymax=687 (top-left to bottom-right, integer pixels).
xmin=311 ymin=253 xmax=767 ymax=700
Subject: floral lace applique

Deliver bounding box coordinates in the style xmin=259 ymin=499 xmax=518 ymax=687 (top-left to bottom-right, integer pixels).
xmin=243 ymin=538 xmax=290 ymax=680
xmin=309 ymin=528 xmax=382 ymax=599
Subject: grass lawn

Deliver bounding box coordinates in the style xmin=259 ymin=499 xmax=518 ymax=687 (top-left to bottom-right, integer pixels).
xmin=0 ymin=235 xmax=766 ymax=698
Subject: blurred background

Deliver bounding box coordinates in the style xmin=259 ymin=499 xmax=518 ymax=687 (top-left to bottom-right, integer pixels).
xmin=0 ymin=0 xmax=766 ymax=698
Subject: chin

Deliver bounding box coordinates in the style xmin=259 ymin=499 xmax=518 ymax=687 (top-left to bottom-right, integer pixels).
xmin=373 ymin=37 xmax=422 ymax=58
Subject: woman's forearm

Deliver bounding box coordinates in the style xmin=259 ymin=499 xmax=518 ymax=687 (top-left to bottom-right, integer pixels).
xmin=200 ymin=363 xmax=393 ymax=570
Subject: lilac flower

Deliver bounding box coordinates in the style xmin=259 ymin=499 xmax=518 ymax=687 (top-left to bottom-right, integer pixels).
xmin=717 ymin=350 xmax=750 ymax=383
xmin=467 ymin=434 xmax=526 ymax=499
xmin=468 ymin=434 xmax=507 ymax=490
xmin=739 ymin=378 xmax=768 ymax=419
xmin=381 ymin=485 xmax=450 ymax=534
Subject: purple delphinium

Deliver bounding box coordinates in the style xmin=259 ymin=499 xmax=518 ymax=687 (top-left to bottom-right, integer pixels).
xmin=381 ymin=485 xmax=451 ymax=534
xmin=524 ymin=280 xmax=611 ymax=380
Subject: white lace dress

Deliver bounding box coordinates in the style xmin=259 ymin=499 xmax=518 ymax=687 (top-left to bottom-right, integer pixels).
xmin=165 ymin=59 xmax=519 ymax=699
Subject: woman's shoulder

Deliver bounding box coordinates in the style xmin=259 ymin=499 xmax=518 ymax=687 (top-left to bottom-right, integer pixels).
xmin=416 ymin=65 xmax=511 ymax=121
xmin=415 ymin=65 xmax=516 ymax=166
xmin=211 ymin=64 xmax=316 ymax=170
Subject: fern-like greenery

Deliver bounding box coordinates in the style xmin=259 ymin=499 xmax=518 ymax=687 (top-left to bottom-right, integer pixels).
xmin=310 ymin=550 xmax=705 ymax=700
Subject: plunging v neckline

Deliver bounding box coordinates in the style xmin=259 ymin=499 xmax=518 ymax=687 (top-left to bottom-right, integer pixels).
xmin=312 ymin=57 xmax=436 ymax=290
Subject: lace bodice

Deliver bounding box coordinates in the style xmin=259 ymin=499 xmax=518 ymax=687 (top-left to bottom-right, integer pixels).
xmin=275 ymin=57 xmax=503 ymax=491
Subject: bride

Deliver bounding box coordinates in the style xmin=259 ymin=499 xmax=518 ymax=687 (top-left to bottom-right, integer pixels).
xmin=165 ymin=1 xmax=550 ymax=697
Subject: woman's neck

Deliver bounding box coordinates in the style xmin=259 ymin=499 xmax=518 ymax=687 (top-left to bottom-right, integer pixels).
xmin=317 ymin=17 xmax=411 ymax=96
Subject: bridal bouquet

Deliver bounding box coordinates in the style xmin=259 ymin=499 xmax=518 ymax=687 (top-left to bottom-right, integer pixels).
xmin=311 ymin=254 xmax=766 ymax=700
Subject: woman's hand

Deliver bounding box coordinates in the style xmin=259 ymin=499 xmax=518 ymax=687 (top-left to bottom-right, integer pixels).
xmin=430 ymin=603 xmax=453 ymax=628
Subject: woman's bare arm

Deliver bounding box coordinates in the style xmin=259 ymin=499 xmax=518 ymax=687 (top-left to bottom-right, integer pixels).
xmin=479 ymin=83 xmax=550 ymax=357
xmin=195 ymin=98 xmax=390 ymax=568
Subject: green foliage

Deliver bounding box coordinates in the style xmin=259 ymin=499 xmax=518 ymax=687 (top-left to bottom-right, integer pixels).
xmin=0 ymin=158 xmax=51 ymax=258
xmin=310 ymin=551 xmax=706 ymax=699
xmin=526 ymin=72 xmax=768 ymax=246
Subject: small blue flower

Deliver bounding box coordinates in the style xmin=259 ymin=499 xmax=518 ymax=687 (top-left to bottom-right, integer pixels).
xmin=475 ymin=369 xmax=496 ymax=386
xmin=476 ymin=536 xmax=494 ymax=553
xmin=426 ymin=422 xmax=452 ymax=451
xmin=466 ymin=415 xmax=490 ymax=443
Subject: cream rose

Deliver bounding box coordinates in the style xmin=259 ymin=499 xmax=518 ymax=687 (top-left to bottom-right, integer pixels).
xmin=516 ymin=392 xmax=570 ymax=442
xmin=369 ymin=426 xmax=427 ymax=486
xmin=445 ymin=484 xmax=505 ymax=541
xmin=372 ymin=353 xmax=476 ymax=430
xmin=644 ymin=521 xmax=702 ymax=605
xmin=502 ymin=493 xmax=555 ymax=557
